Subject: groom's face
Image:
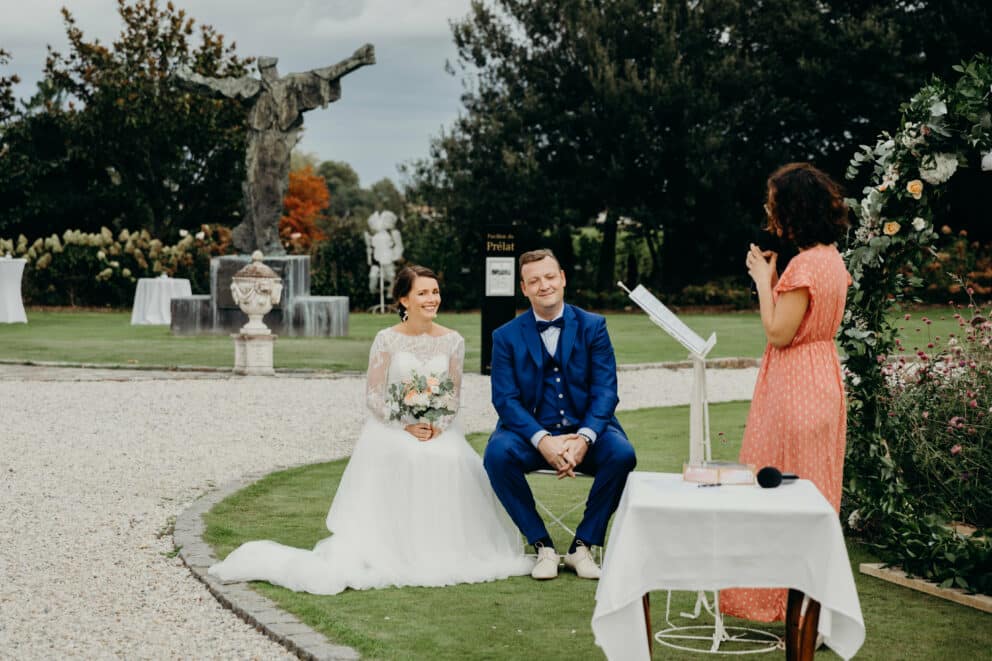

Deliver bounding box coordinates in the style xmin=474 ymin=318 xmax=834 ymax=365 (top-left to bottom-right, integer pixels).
xmin=520 ymin=257 xmax=566 ymax=317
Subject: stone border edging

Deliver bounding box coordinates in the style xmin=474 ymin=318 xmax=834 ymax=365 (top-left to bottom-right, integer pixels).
xmin=174 ymin=478 xmax=361 ymax=661
xmin=0 ymin=359 xmax=364 ymax=377
xmin=0 ymin=359 xmax=232 ymax=373
xmin=860 ymin=563 xmax=992 ymax=613
xmin=2 ymin=357 xmax=759 ymax=373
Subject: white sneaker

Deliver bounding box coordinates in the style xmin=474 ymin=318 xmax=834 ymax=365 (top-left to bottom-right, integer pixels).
xmin=563 ymin=544 xmax=601 ymax=579
xmin=531 ymin=546 xmax=559 ymax=580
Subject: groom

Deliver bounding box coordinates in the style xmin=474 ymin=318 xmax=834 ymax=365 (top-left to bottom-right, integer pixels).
xmin=484 ymin=249 xmax=636 ymax=580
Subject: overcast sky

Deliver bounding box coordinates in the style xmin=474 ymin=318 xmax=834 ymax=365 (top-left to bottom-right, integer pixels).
xmin=2 ymin=0 xmax=475 ymax=187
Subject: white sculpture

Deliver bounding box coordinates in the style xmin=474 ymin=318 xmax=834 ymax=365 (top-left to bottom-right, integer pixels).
xmin=363 ymin=210 xmax=403 ymax=313
xmin=381 ymin=210 xmax=404 ymax=262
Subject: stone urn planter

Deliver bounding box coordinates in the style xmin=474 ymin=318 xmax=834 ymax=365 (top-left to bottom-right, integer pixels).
xmin=230 ymin=251 xmax=284 ymax=335
xmin=230 ymin=251 xmax=283 ymax=375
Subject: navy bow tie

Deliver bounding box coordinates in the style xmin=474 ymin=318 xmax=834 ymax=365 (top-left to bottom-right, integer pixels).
xmin=536 ymin=318 xmax=564 ymax=333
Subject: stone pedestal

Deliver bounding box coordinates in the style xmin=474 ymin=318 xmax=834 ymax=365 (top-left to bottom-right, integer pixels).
xmin=169 ymin=254 xmax=348 ymax=336
xmin=233 ymin=333 xmax=276 ymax=376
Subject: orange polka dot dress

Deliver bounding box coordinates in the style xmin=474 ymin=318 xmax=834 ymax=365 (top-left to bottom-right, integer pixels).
xmin=720 ymin=243 xmax=852 ymax=623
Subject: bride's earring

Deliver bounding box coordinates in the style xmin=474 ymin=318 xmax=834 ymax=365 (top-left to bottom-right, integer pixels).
xmin=402 ymin=308 xmax=409 ymax=322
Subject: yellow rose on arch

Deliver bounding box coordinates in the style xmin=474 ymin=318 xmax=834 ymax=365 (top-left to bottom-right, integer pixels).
xmin=883 ymin=221 xmax=901 ymax=236
xmin=906 ymin=179 xmax=924 ymax=199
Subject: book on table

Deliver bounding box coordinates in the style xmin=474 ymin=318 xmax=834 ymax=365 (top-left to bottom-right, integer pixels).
xmin=682 ymin=461 xmax=756 ymax=485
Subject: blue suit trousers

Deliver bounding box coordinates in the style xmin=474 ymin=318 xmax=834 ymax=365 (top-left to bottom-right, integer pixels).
xmin=483 ymin=423 xmax=636 ymax=547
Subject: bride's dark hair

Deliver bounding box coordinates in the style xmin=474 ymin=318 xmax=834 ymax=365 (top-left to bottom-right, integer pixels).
xmin=393 ymin=265 xmax=440 ymax=321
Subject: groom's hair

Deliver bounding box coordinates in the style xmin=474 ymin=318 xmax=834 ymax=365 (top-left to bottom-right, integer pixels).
xmin=519 ymin=249 xmax=559 ymax=273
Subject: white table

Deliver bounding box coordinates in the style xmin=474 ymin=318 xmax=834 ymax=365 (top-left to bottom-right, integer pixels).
xmin=0 ymin=258 xmax=28 ymax=323
xmin=592 ymin=472 xmax=864 ymax=660
xmin=130 ymin=277 xmax=192 ymax=325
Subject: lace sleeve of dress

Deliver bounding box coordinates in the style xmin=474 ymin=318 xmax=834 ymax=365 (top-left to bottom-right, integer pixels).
xmin=365 ymin=331 xmax=393 ymax=423
xmin=434 ymin=333 xmax=465 ymax=433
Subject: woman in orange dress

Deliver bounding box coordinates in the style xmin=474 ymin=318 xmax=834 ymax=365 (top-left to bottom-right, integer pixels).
xmin=720 ymin=162 xmax=852 ymax=622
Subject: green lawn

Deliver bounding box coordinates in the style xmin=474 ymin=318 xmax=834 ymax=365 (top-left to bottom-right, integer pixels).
xmin=0 ymin=307 xmax=964 ymax=371
xmin=202 ymin=402 xmax=991 ymax=660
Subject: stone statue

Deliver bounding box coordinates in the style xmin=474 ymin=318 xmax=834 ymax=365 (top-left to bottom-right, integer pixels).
xmin=364 ymin=210 xmax=403 ymax=296
xmin=177 ymin=45 xmax=376 ymax=255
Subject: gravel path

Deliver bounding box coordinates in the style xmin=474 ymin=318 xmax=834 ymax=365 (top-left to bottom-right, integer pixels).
xmin=0 ymin=364 xmax=756 ymax=659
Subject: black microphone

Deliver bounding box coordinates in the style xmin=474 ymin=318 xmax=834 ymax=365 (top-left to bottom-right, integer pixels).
xmin=756 ymin=466 xmax=799 ymax=489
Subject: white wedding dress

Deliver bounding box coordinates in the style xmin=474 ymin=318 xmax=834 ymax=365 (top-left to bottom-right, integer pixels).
xmin=209 ymin=328 xmax=532 ymax=594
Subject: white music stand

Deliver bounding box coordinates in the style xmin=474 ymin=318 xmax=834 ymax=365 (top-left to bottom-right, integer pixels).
xmin=618 ymin=282 xmax=780 ymax=655
xmin=619 ymin=282 xmax=715 ymax=463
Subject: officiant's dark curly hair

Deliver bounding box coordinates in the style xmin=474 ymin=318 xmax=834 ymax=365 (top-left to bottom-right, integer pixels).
xmin=764 ymin=163 xmax=850 ymax=248
xmin=393 ymin=265 xmax=440 ymax=321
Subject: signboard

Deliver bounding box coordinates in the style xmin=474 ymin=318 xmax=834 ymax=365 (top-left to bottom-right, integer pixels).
xmin=481 ymin=227 xmax=517 ymax=374
xmin=485 ymin=257 xmax=516 ymax=296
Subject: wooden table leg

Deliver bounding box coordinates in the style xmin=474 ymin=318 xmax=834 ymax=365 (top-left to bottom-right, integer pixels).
xmin=786 ymin=589 xmax=802 ymax=661
xmin=786 ymin=589 xmax=821 ymax=661
xmin=642 ymin=593 xmax=652 ymax=655
xmin=799 ymin=596 xmax=821 ymax=660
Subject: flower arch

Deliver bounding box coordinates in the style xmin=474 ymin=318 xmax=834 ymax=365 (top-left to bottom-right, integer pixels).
xmin=839 ymin=55 xmax=992 ymax=592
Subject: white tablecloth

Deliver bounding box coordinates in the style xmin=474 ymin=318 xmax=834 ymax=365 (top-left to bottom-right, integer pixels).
xmin=592 ymin=472 xmax=864 ymax=660
xmin=0 ymin=258 xmax=28 ymax=323
xmin=130 ymin=277 xmax=192 ymax=325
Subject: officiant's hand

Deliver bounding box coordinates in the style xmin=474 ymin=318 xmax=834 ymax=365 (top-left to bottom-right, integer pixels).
xmin=405 ymin=422 xmax=435 ymax=441
xmin=746 ymin=243 xmax=778 ymax=287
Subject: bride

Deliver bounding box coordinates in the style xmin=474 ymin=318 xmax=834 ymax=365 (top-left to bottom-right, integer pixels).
xmin=209 ymin=265 xmax=533 ymax=594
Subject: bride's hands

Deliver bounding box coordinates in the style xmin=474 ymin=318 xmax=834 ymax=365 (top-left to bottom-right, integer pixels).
xmin=405 ymin=422 xmax=436 ymax=441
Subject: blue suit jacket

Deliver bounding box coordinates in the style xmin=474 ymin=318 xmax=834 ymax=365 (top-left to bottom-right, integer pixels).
xmin=491 ymin=303 xmax=624 ymax=441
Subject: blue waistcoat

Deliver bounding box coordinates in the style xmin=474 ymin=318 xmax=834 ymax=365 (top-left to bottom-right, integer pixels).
xmin=536 ymin=336 xmax=579 ymax=431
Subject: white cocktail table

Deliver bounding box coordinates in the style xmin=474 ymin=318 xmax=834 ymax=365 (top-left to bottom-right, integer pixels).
xmin=0 ymin=257 xmax=28 ymax=323
xmin=130 ymin=276 xmax=192 ymax=325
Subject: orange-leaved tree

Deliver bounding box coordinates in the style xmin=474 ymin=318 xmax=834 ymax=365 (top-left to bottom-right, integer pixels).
xmin=281 ymin=165 xmax=329 ymax=253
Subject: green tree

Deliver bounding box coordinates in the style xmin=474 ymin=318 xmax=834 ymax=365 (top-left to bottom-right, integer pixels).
xmin=0 ymin=0 xmax=251 ymax=239
xmin=318 ymin=160 xmax=370 ymax=220
xmin=309 ymin=159 xmax=407 ymax=307
xmin=410 ymin=0 xmax=992 ymax=295
xmin=369 ymin=178 xmax=404 ymax=214
xmin=409 ymin=0 xmax=751 ymax=292
xmin=0 ymin=49 xmax=18 ymax=124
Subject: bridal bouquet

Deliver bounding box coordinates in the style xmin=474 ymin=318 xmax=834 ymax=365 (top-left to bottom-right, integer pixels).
xmin=388 ymin=370 xmax=457 ymax=424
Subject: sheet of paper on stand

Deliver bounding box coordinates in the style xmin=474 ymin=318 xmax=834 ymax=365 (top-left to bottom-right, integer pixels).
xmin=627 ymin=284 xmax=715 ymax=356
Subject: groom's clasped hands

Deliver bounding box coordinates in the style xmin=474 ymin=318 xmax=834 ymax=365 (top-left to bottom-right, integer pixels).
xmin=538 ymin=433 xmax=587 ymax=479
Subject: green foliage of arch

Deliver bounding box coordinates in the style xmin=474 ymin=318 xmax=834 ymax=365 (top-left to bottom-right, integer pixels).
xmin=841 ymin=55 xmax=992 ymax=594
